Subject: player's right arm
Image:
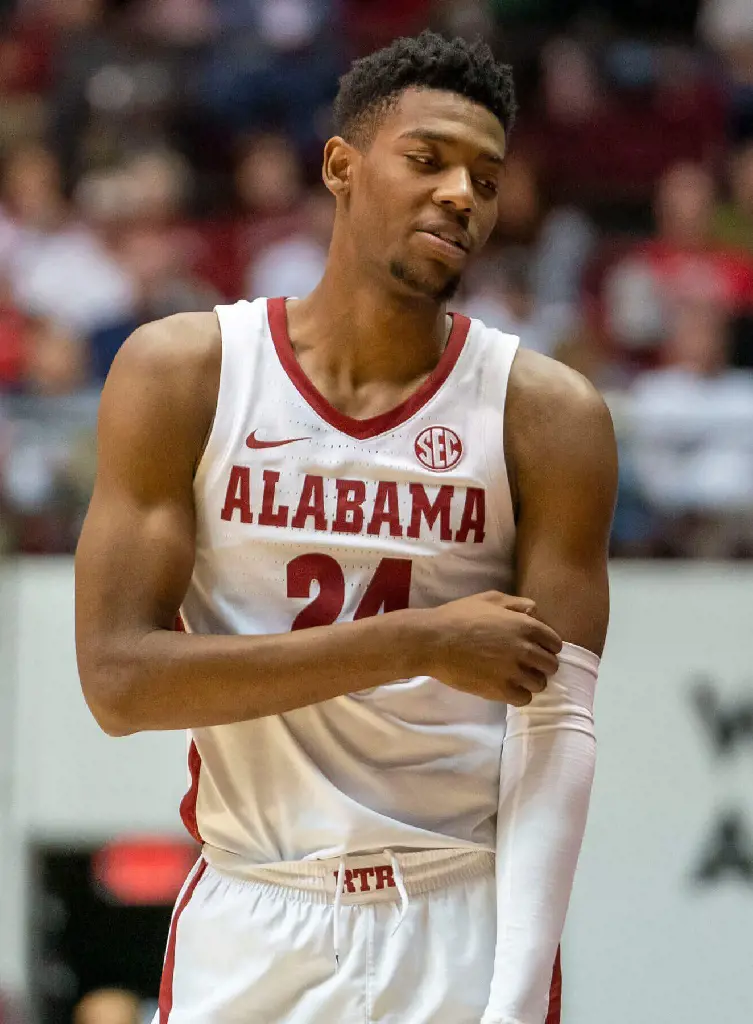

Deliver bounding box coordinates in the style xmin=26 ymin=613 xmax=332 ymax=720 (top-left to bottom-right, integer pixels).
xmin=76 ymin=313 xmax=416 ymax=735
xmin=76 ymin=315 xmax=560 ymax=736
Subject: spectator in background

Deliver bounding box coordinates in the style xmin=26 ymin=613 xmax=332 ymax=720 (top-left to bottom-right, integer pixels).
xmin=76 ymin=146 xmax=193 ymax=246
xmin=235 ymin=133 xmax=305 ymax=224
xmin=461 ymin=247 xmax=571 ymax=357
xmin=124 ymin=0 xmax=214 ymax=48
xmin=715 ymin=142 xmax=753 ymax=251
xmin=714 ymin=143 xmax=753 ymax=366
xmin=1 ymin=143 xmax=136 ymax=338
xmin=117 ymin=224 xmax=221 ymax=320
xmin=626 ymin=295 xmax=753 ymax=556
xmin=532 ymin=205 xmax=597 ymax=310
xmin=199 ymin=0 xmax=341 ymax=155
xmin=0 ymin=313 xmax=96 ymax=554
xmin=24 ymin=316 xmax=87 ymax=397
xmin=462 ymin=152 xmax=595 ymax=358
xmin=0 ymin=0 xmax=749 ymax=562
xmin=494 ymin=152 xmax=542 ymax=245
xmin=76 ymin=146 xmax=219 ymax=380
xmin=602 ymin=162 xmax=753 ymax=371
xmin=342 ymin=0 xmax=435 ymax=56
xmin=698 ymin=0 xmax=753 ymax=141
xmin=0 ymin=2 xmax=51 ymax=151
xmin=73 ymin=989 xmax=141 ymax=1024
xmin=164 ymin=134 xmax=303 ymax=304
xmin=233 ymin=133 xmax=310 ymax=297
xmin=42 ymin=0 xmax=190 ymax=188
xmin=247 ymin=190 xmax=333 ymax=300
xmin=525 ymin=35 xmax=725 ymax=206
xmin=0 ymin=278 xmax=28 ymax=391
xmin=646 ymin=161 xmax=753 ymax=317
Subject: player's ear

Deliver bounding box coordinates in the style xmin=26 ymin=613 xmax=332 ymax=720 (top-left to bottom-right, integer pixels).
xmin=322 ymin=137 xmax=354 ymax=199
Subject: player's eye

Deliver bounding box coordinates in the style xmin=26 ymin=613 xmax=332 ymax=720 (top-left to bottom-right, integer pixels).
xmin=407 ymin=154 xmax=438 ymax=168
xmin=475 ymin=179 xmax=499 ymax=195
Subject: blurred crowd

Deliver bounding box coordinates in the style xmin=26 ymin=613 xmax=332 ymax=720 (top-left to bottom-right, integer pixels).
xmin=0 ymin=0 xmax=752 ymax=559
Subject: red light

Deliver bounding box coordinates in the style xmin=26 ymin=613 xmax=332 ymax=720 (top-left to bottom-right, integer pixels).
xmin=92 ymin=838 xmax=197 ymax=905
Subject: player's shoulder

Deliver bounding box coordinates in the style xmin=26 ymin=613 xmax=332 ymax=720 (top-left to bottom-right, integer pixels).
xmin=509 ymin=347 xmax=603 ymax=414
xmin=101 ymin=312 xmax=222 ymax=464
xmin=508 ymin=348 xmax=612 ymax=436
xmin=112 ymin=311 xmax=221 ymax=385
xmin=506 ymin=348 xmax=616 ymax=477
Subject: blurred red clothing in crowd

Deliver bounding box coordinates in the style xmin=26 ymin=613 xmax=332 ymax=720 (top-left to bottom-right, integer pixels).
xmin=0 ymin=302 xmax=28 ymax=388
xmin=640 ymin=236 xmax=753 ymax=311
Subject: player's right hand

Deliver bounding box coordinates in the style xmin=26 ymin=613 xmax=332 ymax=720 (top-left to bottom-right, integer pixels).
xmin=421 ymin=591 xmax=563 ymax=706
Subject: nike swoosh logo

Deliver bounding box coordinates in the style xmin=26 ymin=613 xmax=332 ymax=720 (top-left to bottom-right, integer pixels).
xmin=246 ymin=430 xmax=311 ymax=450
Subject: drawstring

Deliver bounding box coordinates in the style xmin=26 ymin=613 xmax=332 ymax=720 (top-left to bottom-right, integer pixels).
xmin=333 ymin=857 xmax=346 ymax=970
xmin=331 ymin=852 xmax=410 ymax=968
xmin=386 ymin=850 xmax=410 ymax=936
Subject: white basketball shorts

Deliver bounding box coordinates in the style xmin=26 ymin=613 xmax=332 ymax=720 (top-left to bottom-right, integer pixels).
xmin=154 ymin=849 xmax=562 ymax=1024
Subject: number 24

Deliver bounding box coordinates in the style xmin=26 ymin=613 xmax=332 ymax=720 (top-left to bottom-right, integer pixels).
xmin=287 ymin=555 xmax=412 ymax=631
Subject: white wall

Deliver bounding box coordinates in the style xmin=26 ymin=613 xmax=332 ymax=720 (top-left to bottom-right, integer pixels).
xmin=1 ymin=559 xmax=752 ymax=1022
xmin=564 ymin=563 xmax=753 ymax=1024
xmin=0 ymin=562 xmax=22 ymax=996
xmin=11 ymin=559 xmax=188 ymax=841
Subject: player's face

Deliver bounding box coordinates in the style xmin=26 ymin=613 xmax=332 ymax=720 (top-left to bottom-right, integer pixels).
xmin=349 ymin=88 xmax=506 ymax=302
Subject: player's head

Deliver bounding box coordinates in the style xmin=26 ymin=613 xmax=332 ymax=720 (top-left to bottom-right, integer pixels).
xmin=326 ymin=31 xmax=516 ymax=303
xmin=73 ymin=988 xmax=141 ymax=1024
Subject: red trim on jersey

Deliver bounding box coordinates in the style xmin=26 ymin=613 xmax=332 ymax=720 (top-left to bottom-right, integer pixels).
xmin=158 ymin=859 xmax=207 ymax=1023
xmin=173 ymin=616 xmax=204 ymax=845
xmin=546 ymin=947 xmax=563 ymax=1024
xmin=179 ymin=740 xmax=204 ymax=844
xmin=266 ymin=297 xmax=472 ymax=440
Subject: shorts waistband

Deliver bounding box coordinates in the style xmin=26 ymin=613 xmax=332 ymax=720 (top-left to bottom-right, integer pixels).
xmin=203 ymin=847 xmax=494 ymax=905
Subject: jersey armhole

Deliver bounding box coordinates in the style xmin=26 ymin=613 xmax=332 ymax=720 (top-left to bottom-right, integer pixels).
xmin=193 ymin=300 xmax=260 ymax=489
xmin=193 ymin=309 xmax=222 ymax=476
xmin=480 ymin=326 xmax=519 ymax=550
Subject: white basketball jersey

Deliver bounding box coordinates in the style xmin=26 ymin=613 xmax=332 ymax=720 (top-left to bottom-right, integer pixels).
xmin=180 ymin=297 xmax=520 ymax=869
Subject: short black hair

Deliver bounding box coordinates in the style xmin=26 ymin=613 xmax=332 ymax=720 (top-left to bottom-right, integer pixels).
xmin=333 ymin=31 xmax=517 ymax=148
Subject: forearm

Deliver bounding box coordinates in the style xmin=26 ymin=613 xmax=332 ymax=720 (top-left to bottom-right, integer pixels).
xmin=482 ymin=643 xmax=598 ymax=1024
xmin=82 ymin=609 xmax=427 ymax=735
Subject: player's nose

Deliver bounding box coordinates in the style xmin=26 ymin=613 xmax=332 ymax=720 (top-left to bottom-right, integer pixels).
xmin=432 ymin=167 xmax=474 ymax=215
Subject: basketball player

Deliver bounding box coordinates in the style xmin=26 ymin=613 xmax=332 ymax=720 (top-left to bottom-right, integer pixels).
xmin=75 ymin=32 xmax=616 ymax=1024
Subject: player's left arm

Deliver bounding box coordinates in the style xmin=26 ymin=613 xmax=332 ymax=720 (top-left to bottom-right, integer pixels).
xmin=482 ymin=349 xmax=618 ymax=1024
xmin=511 ymin=349 xmax=616 ymax=654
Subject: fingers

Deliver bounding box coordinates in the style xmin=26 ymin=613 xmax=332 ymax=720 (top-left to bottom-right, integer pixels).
xmin=464 ymin=673 xmax=541 ymax=704
xmin=496 ymin=593 xmax=537 ymax=615
xmin=519 ymin=642 xmax=560 ymax=679
xmin=505 ymin=684 xmax=533 ymax=708
xmin=524 ymin=618 xmax=563 ymax=656
xmin=518 ymin=667 xmax=548 ymax=694
xmin=465 ymin=675 xmax=542 ymax=705
xmin=484 ymin=593 xmax=563 ymax=655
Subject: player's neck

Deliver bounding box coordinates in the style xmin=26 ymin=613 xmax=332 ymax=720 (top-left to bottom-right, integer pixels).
xmin=288 ymin=266 xmax=450 ymax=389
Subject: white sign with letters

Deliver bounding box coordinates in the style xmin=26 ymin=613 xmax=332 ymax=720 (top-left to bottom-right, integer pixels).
xmin=564 ymin=563 xmax=753 ymax=1024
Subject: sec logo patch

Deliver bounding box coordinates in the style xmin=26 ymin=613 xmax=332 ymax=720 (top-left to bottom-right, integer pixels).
xmin=414 ymin=426 xmax=463 ymax=472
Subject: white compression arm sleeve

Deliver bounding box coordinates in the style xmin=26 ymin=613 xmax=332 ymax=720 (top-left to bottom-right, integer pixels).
xmin=481 ymin=642 xmax=599 ymax=1024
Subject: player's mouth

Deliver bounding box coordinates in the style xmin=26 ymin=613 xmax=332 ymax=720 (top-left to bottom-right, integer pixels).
xmin=415 ymin=229 xmax=470 ymax=265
